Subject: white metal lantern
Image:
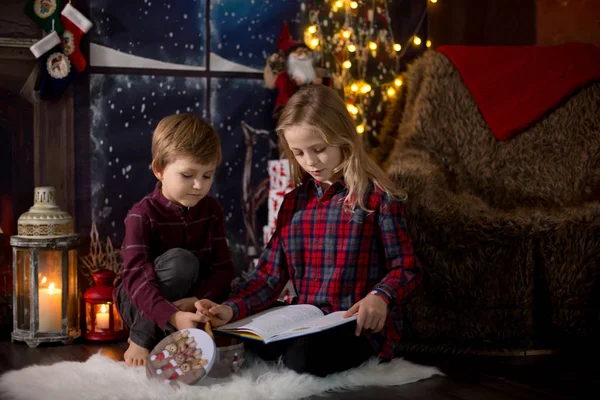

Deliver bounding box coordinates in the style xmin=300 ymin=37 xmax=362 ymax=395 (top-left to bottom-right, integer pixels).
xmin=10 ymin=187 xmax=80 ymax=347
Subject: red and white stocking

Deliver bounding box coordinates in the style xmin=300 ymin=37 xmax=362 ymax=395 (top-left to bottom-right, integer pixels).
xmin=150 ymin=349 xmax=172 ymax=362
xmin=163 ymin=368 xmax=184 ymax=383
xmin=60 ymin=3 xmax=92 ymax=72
xmin=156 ymin=358 xmax=179 ymax=375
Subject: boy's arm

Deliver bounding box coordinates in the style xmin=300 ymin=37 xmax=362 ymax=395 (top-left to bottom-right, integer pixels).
xmin=195 ymin=204 xmax=236 ymax=303
xmin=372 ymin=198 xmax=424 ymax=306
xmin=121 ymin=211 xmax=179 ymax=330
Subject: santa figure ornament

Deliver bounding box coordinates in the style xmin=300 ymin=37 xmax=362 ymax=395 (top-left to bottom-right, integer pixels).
xmin=264 ymin=22 xmax=330 ymax=119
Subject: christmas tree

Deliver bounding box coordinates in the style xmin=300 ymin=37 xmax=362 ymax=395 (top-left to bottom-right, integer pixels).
xmin=302 ymin=0 xmax=429 ymax=151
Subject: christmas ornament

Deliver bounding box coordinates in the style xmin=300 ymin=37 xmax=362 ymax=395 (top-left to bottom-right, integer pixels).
xmin=264 ymin=21 xmax=331 ymax=120
xmin=29 ymin=31 xmax=77 ymax=100
xmin=24 ymin=0 xmax=64 ymax=34
xmin=60 ymin=3 xmax=93 ymax=72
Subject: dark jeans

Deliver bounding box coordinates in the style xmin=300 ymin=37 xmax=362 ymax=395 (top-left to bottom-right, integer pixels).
xmin=117 ymin=248 xmax=199 ymax=350
xmin=244 ymin=319 xmax=378 ymax=377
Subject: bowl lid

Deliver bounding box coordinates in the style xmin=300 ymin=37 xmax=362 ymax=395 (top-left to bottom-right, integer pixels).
xmin=146 ymin=328 xmax=216 ymax=387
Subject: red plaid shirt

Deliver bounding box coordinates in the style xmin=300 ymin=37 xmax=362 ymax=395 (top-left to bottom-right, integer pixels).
xmin=114 ymin=184 xmax=235 ymax=330
xmin=225 ymin=178 xmax=423 ymax=360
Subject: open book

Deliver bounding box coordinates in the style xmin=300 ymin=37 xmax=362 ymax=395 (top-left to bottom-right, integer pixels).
xmin=215 ymin=304 xmax=357 ymax=343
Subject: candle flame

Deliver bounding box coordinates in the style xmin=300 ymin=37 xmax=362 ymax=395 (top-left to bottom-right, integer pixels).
xmin=48 ymin=282 xmax=55 ymax=294
xmin=41 ymin=276 xmax=47 ymax=285
xmin=100 ymin=304 xmax=108 ymax=313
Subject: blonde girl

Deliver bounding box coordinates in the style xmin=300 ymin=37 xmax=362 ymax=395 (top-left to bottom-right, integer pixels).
xmin=196 ymin=85 xmax=423 ymax=377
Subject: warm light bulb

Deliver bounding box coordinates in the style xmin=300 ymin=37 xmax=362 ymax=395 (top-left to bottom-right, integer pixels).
xmin=100 ymin=304 xmax=108 ymax=313
xmin=342 ymin=60 xmax=352 ymax=69
xmin=426 ymin=40 xmax=432 ymax=48
xmin=346 ymin=104 xmax=359 ymax=115
xmin=361 ymin=83 xmax=372 ymax=93
xmin=430 ymin=0 xmax=438 ymax=3
xmin=48 ymin=282 xmax=55 ymax=294
xmin=387 ymin=87 xmax=396 ymax=97
xmin=342 ymin=30 xmax=351 ymax=39
xmin=394 ymin=78 xmax=402 ymax=87
xmin=350 ymin=83 xmax=359 ymax=92
xmin=335 ymin=0 xmax=343 ymax=7
xmin=41 ymin=276 xmax=47 ymax=285
xmin=413 ymin=36 xmax=422 ymax=46
xmin=368 ymin=42 xmax=378 ymax=51
xmin=307 ymin=25 xmax=317 ymax=34
xmin=350 ymin=1 xmax=358 ymax=8
xmin=348 ymin=44 xmax=356 ymax=52
xmin=356 ymin=124 xmax=365 ymax=134
xmin=393 ymin=43 xmax=401 ymax=52
xmin=310 ymin=38 xmax=320 ymax=49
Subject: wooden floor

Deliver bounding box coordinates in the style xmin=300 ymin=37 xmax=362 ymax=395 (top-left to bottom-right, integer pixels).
xmin=0 ymin=336 xmax=598 ymax=399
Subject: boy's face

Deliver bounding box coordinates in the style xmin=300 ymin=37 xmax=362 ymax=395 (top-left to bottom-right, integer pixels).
xmin=153 ymin=156 xmax=217 ymax=208
xmin=284 ymin=126 xmax=342 ymax=189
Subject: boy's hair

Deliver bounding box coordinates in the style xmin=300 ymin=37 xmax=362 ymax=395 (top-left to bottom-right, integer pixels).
xmin=276 ymin=85 xmax=407 ymax=212
xmin=152 ymin=114 xmax=222 ymax=172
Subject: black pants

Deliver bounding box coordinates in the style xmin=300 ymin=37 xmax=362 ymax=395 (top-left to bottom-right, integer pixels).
xmin=244 ymin=320 xmax=378 ymax=377
xmin=117 ymin=248 xmax=199 ymax=350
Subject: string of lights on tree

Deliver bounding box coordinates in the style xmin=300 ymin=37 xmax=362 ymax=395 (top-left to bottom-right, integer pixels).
xmin=303 ymin=0 xmax=436 ymax=147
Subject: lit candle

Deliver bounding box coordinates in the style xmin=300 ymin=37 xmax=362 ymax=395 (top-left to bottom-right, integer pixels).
xmin=96 ymin=304 xmax=110 ymax=330
xmin=38 ymin=282 xmax=62 ymax=332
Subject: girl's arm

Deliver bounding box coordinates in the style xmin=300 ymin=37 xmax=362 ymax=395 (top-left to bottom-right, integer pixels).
xmin=195 ymin=203 xmax=236 ymax=303
xmin=372 ymin=198 xmax=424 ymax=306
xmin=223 ymin=225 xmax=290 ymax=321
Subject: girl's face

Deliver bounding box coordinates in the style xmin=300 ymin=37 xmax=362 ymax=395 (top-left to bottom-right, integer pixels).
xmin=284 ymin=126 xmax=343 ymax=189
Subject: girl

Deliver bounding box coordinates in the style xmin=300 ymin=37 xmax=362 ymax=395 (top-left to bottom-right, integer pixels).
xmin=196 ymin=85 xmax=423 ymax=377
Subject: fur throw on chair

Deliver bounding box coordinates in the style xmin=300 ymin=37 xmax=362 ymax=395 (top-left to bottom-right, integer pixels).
xmin=381 ymin=50 xmax=600 ymax=353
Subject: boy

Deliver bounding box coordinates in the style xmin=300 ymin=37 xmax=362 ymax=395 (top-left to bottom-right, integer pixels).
xmin=114 ymin=114 xmax=236 ymax=366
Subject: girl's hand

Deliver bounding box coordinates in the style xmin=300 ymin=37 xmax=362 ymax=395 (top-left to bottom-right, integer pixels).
xmin=168 ymin=311 xmax=207 ymax=331
xmin=343 ymin=293 xmax=388 ymax=336
xmin=194 ymin=299 xmax=233 ymax=327
xmin=172 ymin=297 xmax=199 ymax=313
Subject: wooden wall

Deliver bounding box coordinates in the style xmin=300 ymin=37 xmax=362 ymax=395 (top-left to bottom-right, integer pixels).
xmin=537 ymin=0 xmax=600 ymax=45
xmin=0 ymin=0 xmax=76 ymax=221
xmin=428 ymin=0 xmax=537 ymax=47
xmin=428 ymin=0 xmax=600 ymax=48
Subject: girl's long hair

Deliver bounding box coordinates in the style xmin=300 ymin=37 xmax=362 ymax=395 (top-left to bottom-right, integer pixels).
xmin=276 ymin=85 xmax=407 ymax=211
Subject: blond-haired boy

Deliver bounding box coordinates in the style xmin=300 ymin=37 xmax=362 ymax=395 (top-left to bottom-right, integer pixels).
xmin=114 ymin=114 xmax=235 ymax=366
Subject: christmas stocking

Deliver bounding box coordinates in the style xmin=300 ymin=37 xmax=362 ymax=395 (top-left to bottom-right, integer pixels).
xmin=156 ymin=358 xmax=179 ymax=375
xmin=163 ymin=368 xmax=185 ymax=383
xmin=60 ymin=3 xmax=93 ymax=72
xmin=30 ymin=31 xmax=77 ymax=100
xmin=150 ymin=348 xmax=173 ymax=362
xmin=24 ymin=0 xmax=64 ymax=34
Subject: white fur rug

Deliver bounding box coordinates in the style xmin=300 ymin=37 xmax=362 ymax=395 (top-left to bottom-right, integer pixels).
xmin=0 ymin=352 xmax=441 ymax=400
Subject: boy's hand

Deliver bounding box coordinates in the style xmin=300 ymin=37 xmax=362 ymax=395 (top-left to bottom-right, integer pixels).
xmin=172 ymin=297 xmax=199 ymax=313
xmin=194 ymin=299 xmax=233 ymax=327
xmin=343 ymin=293 xmax=387 ymax=336
xmin=168 ymin=310 xmax=208 ymax=331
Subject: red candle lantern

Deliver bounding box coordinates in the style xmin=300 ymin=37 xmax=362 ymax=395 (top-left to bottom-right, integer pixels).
xmin=83 ymin=269 xmax=127 ymax=341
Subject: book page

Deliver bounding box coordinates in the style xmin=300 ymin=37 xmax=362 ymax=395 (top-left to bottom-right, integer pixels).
xmin=217 ymin=305 xmax=324 ymax=340
xmin=272 ymin=311 xmax=357 ymax=341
